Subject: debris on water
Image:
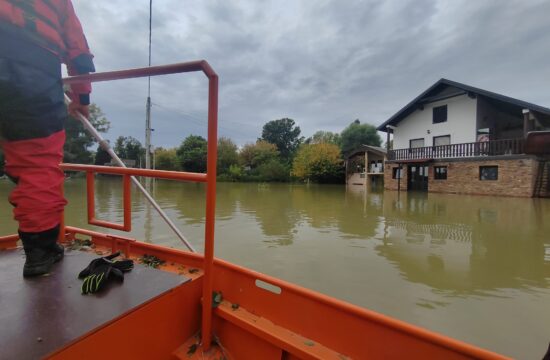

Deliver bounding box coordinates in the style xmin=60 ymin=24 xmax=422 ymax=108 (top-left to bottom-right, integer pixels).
xmin=189 ymin=268 xmax=199 ymax=274
xmin=231 ymin=303 xmax=239 ymax=311
xmin=139 ymin=254 xmax=165 ymax=268
xmin=187 ymin=343 xmax=197 ymax=356
xmin=212 ymin=291 xmax=223 ymax=308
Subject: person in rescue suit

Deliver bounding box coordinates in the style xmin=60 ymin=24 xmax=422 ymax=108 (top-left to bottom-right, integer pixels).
xmin=0 ymin=0 xmax=94 ymax=276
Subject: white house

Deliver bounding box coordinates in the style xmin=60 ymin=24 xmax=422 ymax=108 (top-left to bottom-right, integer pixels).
xmin=377 ymin=79 xmax=550 ymax=197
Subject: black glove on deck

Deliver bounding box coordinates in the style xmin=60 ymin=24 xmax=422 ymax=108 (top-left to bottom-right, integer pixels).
xmin=78 ymin=252 xmax=134 ymax=294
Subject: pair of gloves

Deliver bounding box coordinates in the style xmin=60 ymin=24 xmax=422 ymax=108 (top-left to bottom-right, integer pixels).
xmin=78 ymin=252 xmax=134 ymax=294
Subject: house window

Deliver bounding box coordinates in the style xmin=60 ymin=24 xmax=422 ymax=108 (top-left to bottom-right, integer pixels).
xmin=392 ymin=167 xmax=403 ymax=179
xmin=433 ymin=105 xmax=447 ymax=124
xmin=434 ymin=166 xmax=447 ymax=180
xmin=409 ymin=138 xmax=425 ymax=148
xmin=433 ymin=135 xmax=451 ymax=146
xmin=479 ymin=166 xmax=498 ymax=180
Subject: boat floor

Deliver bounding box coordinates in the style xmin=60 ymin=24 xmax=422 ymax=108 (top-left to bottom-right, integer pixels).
xmin=0 ymin=247 xmax=189 ymax=359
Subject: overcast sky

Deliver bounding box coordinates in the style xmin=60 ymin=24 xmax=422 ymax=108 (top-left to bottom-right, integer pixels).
xmin=72 ymin=0 xmax=550 ymax=148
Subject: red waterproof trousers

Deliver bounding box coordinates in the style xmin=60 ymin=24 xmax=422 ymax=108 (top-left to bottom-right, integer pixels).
xmin=0 ymin=48 xmax=67 ymax=233
xmin=2 ymin=131 xmax=67 ymax=232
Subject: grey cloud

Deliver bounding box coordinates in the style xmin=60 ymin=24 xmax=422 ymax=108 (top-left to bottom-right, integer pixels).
xmin=72 ymin=0 xmax=550 ymax=147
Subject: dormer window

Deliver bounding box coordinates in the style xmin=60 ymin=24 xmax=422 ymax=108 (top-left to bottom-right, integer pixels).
xmin=433 ymin=105 xmax=447 ymax=124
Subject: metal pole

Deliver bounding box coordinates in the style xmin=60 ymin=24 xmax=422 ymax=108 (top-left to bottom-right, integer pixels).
xmin=145 ymin=0 xmax=153 ymax=171
xmin=65 ymin=95 xmax=196 ymax=252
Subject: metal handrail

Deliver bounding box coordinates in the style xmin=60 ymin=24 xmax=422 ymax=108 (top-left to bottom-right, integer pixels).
xmin=63 ymin=61 xmax=218 ymax=350
xmin=388 ymin=138 xmax=525 ymax=161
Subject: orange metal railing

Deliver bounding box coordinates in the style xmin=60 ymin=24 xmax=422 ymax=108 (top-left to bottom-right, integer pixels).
xmin=61 ymin=61 xmax=219 ymax=350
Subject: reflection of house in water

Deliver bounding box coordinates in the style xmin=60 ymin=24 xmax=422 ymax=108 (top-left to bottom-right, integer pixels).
xmin=377 ymin=192 xmax=550 ymax=294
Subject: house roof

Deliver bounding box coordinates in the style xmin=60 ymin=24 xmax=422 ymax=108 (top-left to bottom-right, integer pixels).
xmin=344 ymin=145 xmax=387 ymax=159
xmin=377 ymin=78 xmax=550 ymax=132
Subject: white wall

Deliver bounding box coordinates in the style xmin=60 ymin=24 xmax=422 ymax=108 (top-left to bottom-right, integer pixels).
xmin=392 ymin=95 xmax=477 ymax=149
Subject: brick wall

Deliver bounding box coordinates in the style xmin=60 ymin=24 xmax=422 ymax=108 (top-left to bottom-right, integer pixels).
xmin=384 ymin=164 xmax=407 ymax=191
xmin=384 ymin=157 xmax=538 ymax=197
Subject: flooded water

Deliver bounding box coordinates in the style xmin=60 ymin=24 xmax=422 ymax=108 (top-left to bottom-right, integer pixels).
xmin=1 ymin=178 xmax=549 ymax=358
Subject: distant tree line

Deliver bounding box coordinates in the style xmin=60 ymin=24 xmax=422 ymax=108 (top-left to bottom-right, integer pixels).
xmin=0 ymin=105 xmax=383 ymax=184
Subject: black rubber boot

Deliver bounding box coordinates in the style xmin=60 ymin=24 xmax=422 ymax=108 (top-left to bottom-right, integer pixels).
xmin=19 ymin=225 xmax=64 ymax=277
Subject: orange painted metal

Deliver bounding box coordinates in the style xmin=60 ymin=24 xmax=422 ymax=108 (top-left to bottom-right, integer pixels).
xmin=55 ymin=227 xmax=509 ymax=359
xmin=60 ymin=163 xmax=208 ymax=182
xmin=50 ymin=276 xmax=203 ymax=359
xmin=0 ymin=234 xmax=19 ymax=249
xmin=201 ymin=65 xmax=219 ymax=351
xmin=60 ymin=61 xmax=219 ymax=349
xmin=84 ymin=171 xmax=131 ymax=231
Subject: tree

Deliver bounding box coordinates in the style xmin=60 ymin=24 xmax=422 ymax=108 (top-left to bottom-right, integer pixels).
xmin=114 ymin=136 xmax=145 ymax=166
xmin=217 ymin=137 xmax=239 ymax=174
xmin=176 ymin=135 xmax=207 ymax=172
xmin=64 ymin=104 xmax=110 ymax=164
xmin=339 ymin=119 xmax=382 ymax=155
xmin=94 ymin=141 xmax=112 ymax=165
xmin=306 ymin=130 xmax=340 ymax=145
xmin=154 ymin=147 xmax=179 ymax=171
xmin=292 ymin=143 xmax=344 ymax=183
xmin=260 ymin=118 xmax=303 ymax=160
xmin=239 ymin=140 xmax=279 ymax=169
xmin=257 ymin=159 xmax=289 ymax=182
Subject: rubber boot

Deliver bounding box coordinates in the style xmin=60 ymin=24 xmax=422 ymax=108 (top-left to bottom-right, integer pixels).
xmin=19 ymin=225 xmax=64 ymax=277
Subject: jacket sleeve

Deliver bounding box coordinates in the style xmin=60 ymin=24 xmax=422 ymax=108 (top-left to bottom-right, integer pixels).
xmin=60 ymin=0 xmax=95 ymax=105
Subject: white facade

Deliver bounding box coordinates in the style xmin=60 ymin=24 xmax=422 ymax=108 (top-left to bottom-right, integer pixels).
xmin=392 ymin=95 xmax=477 ymax=149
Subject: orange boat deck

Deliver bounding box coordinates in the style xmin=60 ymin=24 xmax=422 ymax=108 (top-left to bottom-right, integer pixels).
xmin=0 ymin=231 xmax=510 ymax=359
xmin=0 ymin=246 xmax=189 ymax=359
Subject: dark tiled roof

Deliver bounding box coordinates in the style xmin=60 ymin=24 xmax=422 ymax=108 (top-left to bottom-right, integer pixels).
xmin=377 ymin=78 xmax=550 ymax=132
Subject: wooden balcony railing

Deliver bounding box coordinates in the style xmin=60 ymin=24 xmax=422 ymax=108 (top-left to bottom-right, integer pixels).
xmin=388 ymin=138 xmax=525 ymax=161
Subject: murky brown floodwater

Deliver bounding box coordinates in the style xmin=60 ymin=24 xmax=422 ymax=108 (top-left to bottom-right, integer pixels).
xmin=1 ymin=178 xmax=549 ymax=358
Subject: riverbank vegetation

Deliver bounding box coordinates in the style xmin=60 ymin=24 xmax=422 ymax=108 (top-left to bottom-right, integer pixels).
xmin=0 ymin=105 xmax=382 ymax=184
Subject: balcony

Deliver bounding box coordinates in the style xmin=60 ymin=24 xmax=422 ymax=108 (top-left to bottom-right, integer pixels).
xmin=388 ymin=138 xmax=525 ymax=161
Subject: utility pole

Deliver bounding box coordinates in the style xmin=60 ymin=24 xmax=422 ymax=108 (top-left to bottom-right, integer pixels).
xmin=145 ymin=0 xmax=153 ymax=170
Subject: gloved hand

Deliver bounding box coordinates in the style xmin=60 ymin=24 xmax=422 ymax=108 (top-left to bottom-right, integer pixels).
xmin=67 ymin=90 xmax=90 ymax=118
xmin=78 ymin=252 xmax=134 ymax=295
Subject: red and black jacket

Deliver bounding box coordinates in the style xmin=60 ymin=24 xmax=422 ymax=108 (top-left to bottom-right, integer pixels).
xmin=0 ymin=0 xmax=95 ymax=104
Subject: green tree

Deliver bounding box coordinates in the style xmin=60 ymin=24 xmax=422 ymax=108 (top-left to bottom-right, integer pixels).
xmin=292 ymin=143 xmax=344 ymax=183
xmin=257 ymin=159 xmax=289 ymax=182
xmin=239 ymin=140 xmax=279 ymax=169
xmin=114 ymin=136 xmax=145 ymax=166
xmin=64 ymin=104 xmax=110 ymax=164
xmin=177 ymin=135 xmax=207 ymax=172
xmin=94 ymin=141 xmax=112 ymax=165
xmin=339 ymin=119 xmax=382 ymax=155
xmin=306 ymin=130 xmax=341 ymax=145
xmin=260 ymin=118 xmax=303 ymax=160
xmin=217 ymin=137 xmax=239 ymax=174
xmin=154 ymin=147 xmax=179 ymax=171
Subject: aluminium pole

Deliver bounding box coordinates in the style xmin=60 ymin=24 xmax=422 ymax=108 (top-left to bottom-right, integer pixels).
xmin=65 ymin=95 xmax=196 ymax=252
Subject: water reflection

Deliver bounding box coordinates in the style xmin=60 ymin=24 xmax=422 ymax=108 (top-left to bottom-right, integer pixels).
xmin=376 ymin=191 xmax=550 ymax=294
xmin=2 ymin=179 xmax=550 ymax=357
